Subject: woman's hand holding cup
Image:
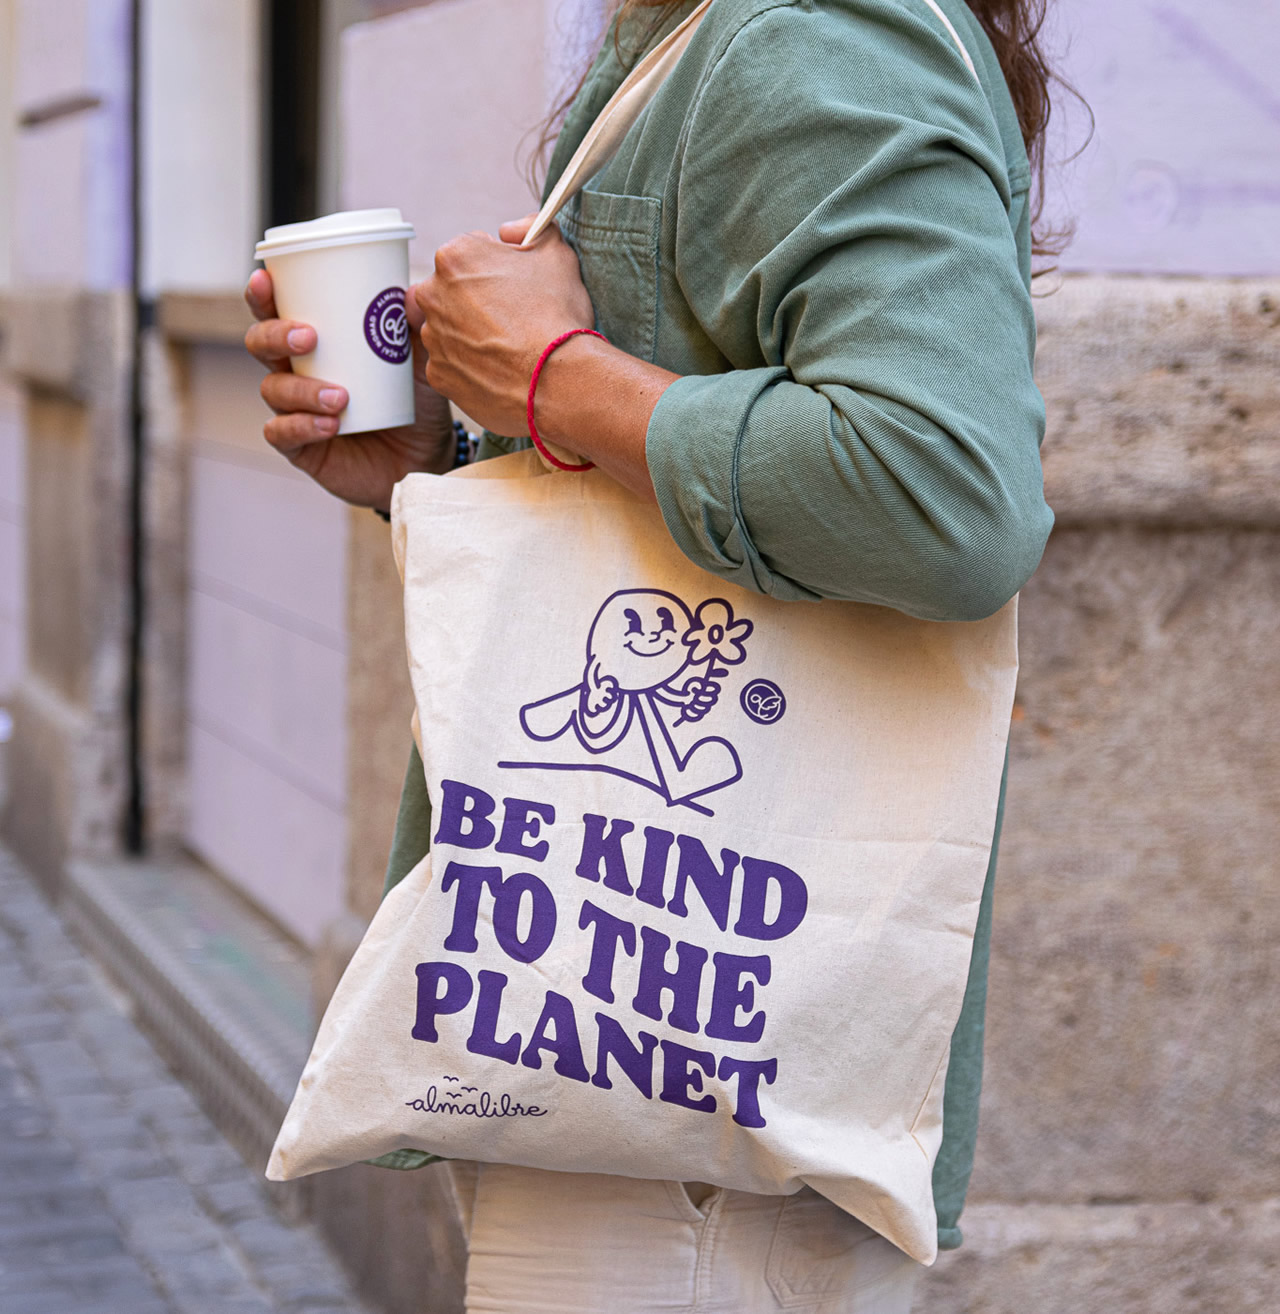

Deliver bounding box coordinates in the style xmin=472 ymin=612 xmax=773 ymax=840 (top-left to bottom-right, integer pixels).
xmin=244 ymin=267 xmax=457 ymax=513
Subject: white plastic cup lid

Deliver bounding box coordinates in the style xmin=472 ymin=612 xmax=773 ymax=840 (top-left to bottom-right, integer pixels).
xmin=255 ymin=208 xmax=415 ymax=260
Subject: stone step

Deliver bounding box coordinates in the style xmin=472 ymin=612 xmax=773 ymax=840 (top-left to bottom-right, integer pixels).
xmin=918 ymin=1200 xmax=1280 ymax=1314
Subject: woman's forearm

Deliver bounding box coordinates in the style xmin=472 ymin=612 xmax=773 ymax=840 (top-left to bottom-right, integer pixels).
xmin=414 ymin=222 xmax=678 ymax=498
xmin=530 ymin=334 xmax=680 ymax=502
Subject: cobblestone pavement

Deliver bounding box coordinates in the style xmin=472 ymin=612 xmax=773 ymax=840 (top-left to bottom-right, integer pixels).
xmin=0 ymin=848 xmax=371 ymax=1314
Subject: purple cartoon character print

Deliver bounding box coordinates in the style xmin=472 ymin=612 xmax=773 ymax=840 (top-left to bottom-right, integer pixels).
xmin=500 ymin=590 xmax=754 ymax=814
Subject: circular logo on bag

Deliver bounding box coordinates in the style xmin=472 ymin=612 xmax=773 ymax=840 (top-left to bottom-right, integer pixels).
xmin=363 ymin=286 xmax=410 ymax=363
xmin=741 ymin=678 xmax=786 ymax=725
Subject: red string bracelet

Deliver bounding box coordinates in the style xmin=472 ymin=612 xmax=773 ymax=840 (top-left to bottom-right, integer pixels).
xmin=526 ymin=328 xmax=608 ymax=472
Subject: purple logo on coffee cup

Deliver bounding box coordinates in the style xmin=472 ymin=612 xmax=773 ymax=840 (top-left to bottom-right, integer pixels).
xmin=364 ymin=286 xmax=410 ymax=364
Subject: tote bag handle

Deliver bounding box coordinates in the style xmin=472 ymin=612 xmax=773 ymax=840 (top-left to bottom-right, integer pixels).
xmin=520 ymin=0 xmax=713 ymax=249
xmin=520 ymin=0 xmax=976 ymax=249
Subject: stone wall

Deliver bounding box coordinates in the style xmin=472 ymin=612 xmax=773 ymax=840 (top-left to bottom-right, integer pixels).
xmin=1 ymin=289 xmax=134 ymax=890
xmin=0 ymin=0 xmax=135 ymax=887
xmin=917 ymin=275 xmax=1280 ymax=1312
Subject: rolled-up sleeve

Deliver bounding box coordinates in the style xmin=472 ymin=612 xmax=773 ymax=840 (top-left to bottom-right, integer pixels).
xmin=645 ymin=0 xmax=1053 ymax=622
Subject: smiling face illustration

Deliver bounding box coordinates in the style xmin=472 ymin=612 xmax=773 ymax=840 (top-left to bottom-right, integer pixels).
xmin=587 ymin=590 xmax=694 ymax=692
xmin=511 ymin=586 xmax=752 ymax=813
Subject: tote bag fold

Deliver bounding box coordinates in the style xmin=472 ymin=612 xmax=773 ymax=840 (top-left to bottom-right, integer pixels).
xmin=268 ymin=451 xmax=1017 ymax=1265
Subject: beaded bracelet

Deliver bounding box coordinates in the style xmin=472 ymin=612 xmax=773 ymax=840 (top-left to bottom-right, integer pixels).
xmin=453 ymin=419 xmax=477 ymax=468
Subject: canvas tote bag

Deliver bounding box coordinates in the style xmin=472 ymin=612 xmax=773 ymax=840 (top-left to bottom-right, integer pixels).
xmin=268 ymin=0 xmax=1009 ymax=1266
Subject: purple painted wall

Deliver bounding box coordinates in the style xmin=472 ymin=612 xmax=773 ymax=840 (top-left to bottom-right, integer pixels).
xmin=1046 ymin=0 xmax=1280 ymax=276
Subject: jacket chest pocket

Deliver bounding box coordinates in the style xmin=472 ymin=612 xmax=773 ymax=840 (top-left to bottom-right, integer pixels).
xmin=557 ymin=189 xmax=661 ymax=363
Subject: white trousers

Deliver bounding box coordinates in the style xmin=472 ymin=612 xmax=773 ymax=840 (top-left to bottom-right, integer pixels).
xmin=445 ymin=1162 xmax=923 ymax=1314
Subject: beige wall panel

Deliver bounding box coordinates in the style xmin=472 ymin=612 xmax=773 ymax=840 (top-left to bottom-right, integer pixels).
xmin=185 ymin=344 xmax=349 ymax=944
xmin=1049 ymin=0 xmax=1280 ymax=276
xmin=973 ymin=526 xmax=1280 ymax=1204
xmin=0 ymin=519 xmax=22 ymax=695
xmin=189 ymin=454 xmax=347 ymax=643
xmin=0 ymin=377 xmax=26 ymax=697
xmin=188 ymin=590 xmax=347 ymax=806
xmin=186 ymin=723 xmax=346 ymax=947
xmin=187 ymin=345 xmax=282 ymax=459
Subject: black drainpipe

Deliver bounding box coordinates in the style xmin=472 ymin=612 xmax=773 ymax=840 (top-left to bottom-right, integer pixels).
xmin=123 ymin=0 xmax=146 ymax=854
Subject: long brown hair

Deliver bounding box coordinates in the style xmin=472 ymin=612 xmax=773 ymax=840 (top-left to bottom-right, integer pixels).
xmin=540 ymin=0 xmax=1079 ymax=263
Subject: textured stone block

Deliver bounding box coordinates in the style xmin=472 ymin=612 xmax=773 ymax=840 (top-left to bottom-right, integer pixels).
xmin=973 ymin=527 xmax=1280 ymax=1204
xmin=80 ymin=1146 xmax=174 ymax=1182
xmin=917 ymin=1201 xmax=1280 ymax=1314
xmin=1 ymin=1015 xmax=65 ymax=1044
xmin=0 ymin=1182 xmax=99 ymax=1224
xmin=198 ymin=1176 xmax=271 ymax=1225
xmin=1036 ymin=277 xmax=1280 ymax=527
xmin=151 ymin=1245 xmax=265 ymax=1306
xmin=123 ymin=1081 xmax=205 ymax=1125
xmin=228 ymin=1213 xmax=310 ymax=1264
xmin=19 ymin=1038 xmax=105 ymax=1096
xmin=40 ymin=1089 xmax=130 ymax=1130
xmin=0 ymin=291 xmax=127 ymax=399
xmin=252 ymin=1258 xmax=355 ymax=1308
xmin=176 ymin=1138 xmax=256 ymax=1187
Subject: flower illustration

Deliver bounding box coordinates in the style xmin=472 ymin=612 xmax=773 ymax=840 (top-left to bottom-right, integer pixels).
xmin=682 ymin=599 xmax=753 ymax=667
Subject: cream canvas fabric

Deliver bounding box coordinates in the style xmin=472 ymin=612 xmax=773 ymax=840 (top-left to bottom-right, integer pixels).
xmin=268 ymin=452 xmax=1017 ymax=1264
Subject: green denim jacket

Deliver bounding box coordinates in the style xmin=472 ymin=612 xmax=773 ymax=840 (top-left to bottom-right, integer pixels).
xmin=378 ymin=0 xmax=1050 ymax=1253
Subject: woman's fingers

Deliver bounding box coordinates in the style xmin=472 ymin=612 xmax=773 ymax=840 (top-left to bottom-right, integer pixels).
xmin=498 ymin=213 xmax=539 ymax=245
xmin=244 ymin=271 xmax=320 ymax=381
xmin=247 ymin=269 xmax=347 ymax=467
xmin=244 ymin=268 xmax=279 ymax=322
xmin=260 ymin=370 xmax=348 ymax=417
xmin=263 ymin=409 xmax=341 ymax=455
xmin=406 ymin=280 xmax=428 ymax=334
xmin=245 ymin=317 xmax=318 ymax=370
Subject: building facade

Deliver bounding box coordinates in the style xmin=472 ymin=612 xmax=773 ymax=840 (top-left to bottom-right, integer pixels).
xmin=1 ymin=2 xmax=1276 ymax=1311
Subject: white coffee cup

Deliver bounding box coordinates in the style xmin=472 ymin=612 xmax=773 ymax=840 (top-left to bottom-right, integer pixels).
xmin=255 ymin=208 xmax=417 ymax=435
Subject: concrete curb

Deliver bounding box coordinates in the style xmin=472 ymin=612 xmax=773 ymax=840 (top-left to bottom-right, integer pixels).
xmin=63 ymin=858 xmax=307 ymax=1183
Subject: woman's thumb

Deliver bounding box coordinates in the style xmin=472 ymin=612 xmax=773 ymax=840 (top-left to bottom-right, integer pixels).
xmin=498 ymin=212 xmax=539 ymax=245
